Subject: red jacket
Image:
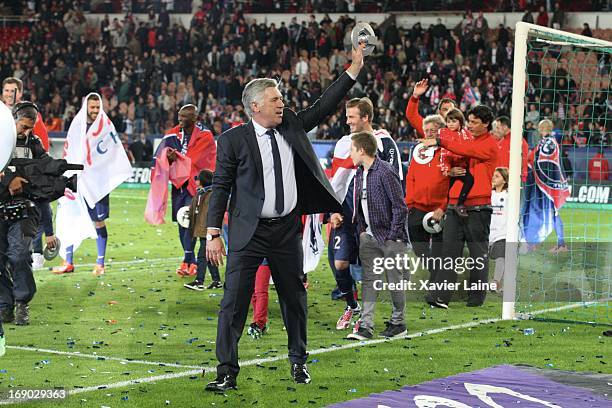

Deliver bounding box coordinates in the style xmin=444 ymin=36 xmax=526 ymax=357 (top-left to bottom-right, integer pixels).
xmin=34 ymin=112 xmax=49 ymax=151
xmin=440 ymin=128 xmax=472 ymax=172
xmin=405 ymin=95 xmax=425 ymax=138
xmin=405 ymin=144 xmax=449 ymax=212
xmin=496 ymin=131 xmax=528 ymax=182
xmin=588 ymin=153 xmax=609 ymax=181
xmin=439 ymin=129 xmax=498 ymax=206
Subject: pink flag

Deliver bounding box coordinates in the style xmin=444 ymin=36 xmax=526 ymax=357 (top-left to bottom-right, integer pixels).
xmin=145 ymin=147 xmax=191 ymax=225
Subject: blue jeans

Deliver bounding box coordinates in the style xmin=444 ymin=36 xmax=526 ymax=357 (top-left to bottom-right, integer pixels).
xmin=0 ymin=220 xmax=36 ymax=307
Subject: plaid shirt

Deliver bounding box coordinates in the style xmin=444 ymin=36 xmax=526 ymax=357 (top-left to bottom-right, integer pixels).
xmin=353 ymin=157 xmax=408 ymax=245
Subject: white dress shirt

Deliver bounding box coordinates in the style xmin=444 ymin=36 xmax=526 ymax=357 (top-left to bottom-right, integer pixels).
xmin=252 ymin=119 xmax=298 ymax=218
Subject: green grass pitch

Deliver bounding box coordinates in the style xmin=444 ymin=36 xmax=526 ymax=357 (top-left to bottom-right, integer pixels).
xmin=0 ymin=188 xmax=609 ymax=407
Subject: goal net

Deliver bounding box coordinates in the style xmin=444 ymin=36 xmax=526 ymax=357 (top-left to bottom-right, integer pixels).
xmin=504 ymin=22 xmax=611 ymax=325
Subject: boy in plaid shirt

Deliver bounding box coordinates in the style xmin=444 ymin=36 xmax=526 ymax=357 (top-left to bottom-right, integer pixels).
xmin=346 ymin=131 xmax=409 ymax=341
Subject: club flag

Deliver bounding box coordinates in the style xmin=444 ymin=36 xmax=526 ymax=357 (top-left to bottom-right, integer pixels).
xmin=64 ymin=92 xmax=132 ymax=208
xmin=522 ymin=137 xmax=570 ymax=244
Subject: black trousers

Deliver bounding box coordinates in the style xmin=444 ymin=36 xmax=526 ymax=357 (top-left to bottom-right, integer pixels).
xmin=196 ymin=238 xmax=221 ymax=282
xmin=449 ymin=171 xmax=474 ymax=206
xmin=435 ymin=208 xmax=491 ymax=305
xmin=407 ymin=208 xmax=443 ymax=284
xmin=216 ymin=211 xmax=307 ymax=377
xmin=0 ymin=220 xmax=36 ymax=308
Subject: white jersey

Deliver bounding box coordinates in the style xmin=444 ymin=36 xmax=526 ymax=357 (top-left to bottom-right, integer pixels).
xmin=330 ymin=128 xmax=403 ymax=204
xmin=489 ymin=190 xmax=508 ymax=244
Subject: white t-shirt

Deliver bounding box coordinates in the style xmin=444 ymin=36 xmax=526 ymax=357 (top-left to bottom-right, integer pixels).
xmin=489 ymin=190 xmax=508 ymax=244
xmin=361 ymin=169 xmax=373 ymax=236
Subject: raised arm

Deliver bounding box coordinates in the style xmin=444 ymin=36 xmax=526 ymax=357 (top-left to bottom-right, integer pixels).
xmin=437 ymin=128 xmax=497 ymax=161
xmin=298 ymin=47 xmax=363 ymax=133
xmin=405 ymin=79 xmax=429 ymax=138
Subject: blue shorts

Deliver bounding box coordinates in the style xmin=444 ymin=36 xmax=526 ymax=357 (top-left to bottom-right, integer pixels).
xmin=330 ymin=221 xmax=358 ymax=264
xmin=87 ymin=195 xmax=110 ymax=222
xmin=171 ymin=188 xmax=193 ymax=222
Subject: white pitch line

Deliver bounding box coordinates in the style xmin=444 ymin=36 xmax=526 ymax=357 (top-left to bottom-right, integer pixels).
xmin=0 ymin=318 xmax=499 ymax=405
xmin=0 ymin=369 xmax=205 ymax=405
xmin=5 ymin=346 xmax=202 ymax=369
xmin=9 ymin=300 xmax=601 ymax=374
xmin=1 ymin=300 xmax=606 ymax=404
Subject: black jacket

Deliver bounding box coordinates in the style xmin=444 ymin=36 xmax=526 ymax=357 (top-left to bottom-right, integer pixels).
xmin=207 ymin=72 xmax=355 ymax=251
xmin=0 ymin=168 xmax=17 ymax=201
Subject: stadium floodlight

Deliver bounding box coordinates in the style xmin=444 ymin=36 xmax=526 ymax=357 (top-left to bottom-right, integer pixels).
xmin=504 ymin=22 xmax=611 ymax=322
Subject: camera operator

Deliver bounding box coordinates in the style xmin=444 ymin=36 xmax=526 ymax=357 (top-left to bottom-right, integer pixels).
xmin=1 ymin=77 xmax=56 ymax=269
xmin=0 ymin=102 xmax=50 ymax=326
xmin=0 ymin=167 xmax=26 ymax=354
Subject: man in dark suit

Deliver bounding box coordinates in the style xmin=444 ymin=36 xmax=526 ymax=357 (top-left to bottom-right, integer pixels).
xmin=204 ymin=47 xmax=365 ymax=391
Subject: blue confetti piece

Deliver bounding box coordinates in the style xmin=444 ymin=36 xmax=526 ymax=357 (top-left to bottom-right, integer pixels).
xmin=311 ymin=359 xmax=319 ymax=363
xmin=349 ymin=388 xmax=357 ymax=393
xmin=0 ymin=369 xmax=7 ymax=373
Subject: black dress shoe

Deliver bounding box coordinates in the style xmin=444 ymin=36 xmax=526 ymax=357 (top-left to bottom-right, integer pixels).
xmin=205 ymin=374 xmax=237 ymax=392
xmin=15 ymin=302 xmax=29 ymax=325
xmin=0 ymin=307 xmax=14 ymax=323
xmin=291 ymin=363 xmax=311 ymax=384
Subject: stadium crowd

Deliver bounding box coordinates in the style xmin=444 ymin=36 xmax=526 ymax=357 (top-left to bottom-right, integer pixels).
xmin=5 ymin=0 xmax=608 ymax=14
xmin=1 ymin=0 xmax=609 ymax=154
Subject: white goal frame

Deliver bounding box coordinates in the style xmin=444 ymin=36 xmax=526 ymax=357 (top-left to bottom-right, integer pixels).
xmin=503 ymin=22 xmax=612 ymax=320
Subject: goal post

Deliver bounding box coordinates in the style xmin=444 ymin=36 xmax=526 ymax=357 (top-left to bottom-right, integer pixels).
xmin=503 ymin=22 xmax=612 ymax=321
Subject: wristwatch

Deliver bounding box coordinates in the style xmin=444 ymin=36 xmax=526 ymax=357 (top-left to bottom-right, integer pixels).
xmin=206 ymin=233 xmax=221 ymax=241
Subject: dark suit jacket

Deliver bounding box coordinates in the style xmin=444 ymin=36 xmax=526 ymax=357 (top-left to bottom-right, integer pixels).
xmin=207 ymin=72 xmax=355 ymax=251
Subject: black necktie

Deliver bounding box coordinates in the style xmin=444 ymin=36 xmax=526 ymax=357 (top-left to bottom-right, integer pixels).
xmin=267 ymin=129 xmax=284 ymax=215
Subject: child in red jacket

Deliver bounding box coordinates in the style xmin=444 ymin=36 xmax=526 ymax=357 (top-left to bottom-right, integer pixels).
xmin=439 ymin=108 xmax=474 ymax=217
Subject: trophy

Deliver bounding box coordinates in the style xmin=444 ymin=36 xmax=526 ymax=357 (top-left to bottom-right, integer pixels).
xmin=351 ymin=22 xmax=378 ymax=56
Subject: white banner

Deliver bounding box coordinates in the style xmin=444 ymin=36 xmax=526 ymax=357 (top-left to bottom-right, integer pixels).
xmin=56 ymin=191 xmax=97 ymax=258
xmin=64 ymin=93 xmax=132 ymax=208
xmin=302 ymin=214 xmax=324 ymax=273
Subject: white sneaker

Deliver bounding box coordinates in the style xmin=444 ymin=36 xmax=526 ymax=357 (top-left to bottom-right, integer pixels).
xmin=32 ymin=253 xmax=44 ymax=269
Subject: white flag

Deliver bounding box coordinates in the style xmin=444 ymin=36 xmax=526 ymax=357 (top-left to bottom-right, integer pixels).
xmin=64 ymin=93 xmax=132 ymax=208
xmin=302 ymin=214 xmax=324 ymax=273
xmin=56 ymin=191 xmax=97 ymax=258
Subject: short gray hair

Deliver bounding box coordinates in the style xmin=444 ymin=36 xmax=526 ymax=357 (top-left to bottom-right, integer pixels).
xmin=242 ymin=78 xmax=279 ymax=118
xmin=422 ymin=114 xmax=445 ymax=130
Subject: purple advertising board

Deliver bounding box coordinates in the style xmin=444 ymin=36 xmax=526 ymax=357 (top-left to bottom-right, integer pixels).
xmin=330 ymin=365 xmax=610 ymax=408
